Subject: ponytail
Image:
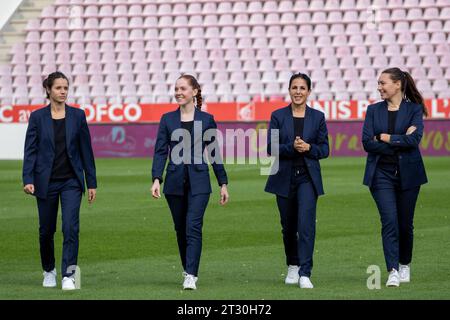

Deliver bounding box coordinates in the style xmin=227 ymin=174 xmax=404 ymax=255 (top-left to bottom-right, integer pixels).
xmin=381 ymin=68 xmax=428 ymax=117
xmin=403 ymin=71 xmax=427 ymax=117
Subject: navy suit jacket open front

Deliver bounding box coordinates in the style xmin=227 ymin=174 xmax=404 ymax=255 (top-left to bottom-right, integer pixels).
xmin=152 ymin=107 xmax=228 ymax=196
xmin=264 ymin=105 xmax=329 ymax=198
xmin=22 ymin=105 xmax=97 ymax=199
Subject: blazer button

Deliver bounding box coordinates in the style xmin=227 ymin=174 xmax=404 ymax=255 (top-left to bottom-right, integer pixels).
xmin=398 ymin=156 xmax=402 ymax=160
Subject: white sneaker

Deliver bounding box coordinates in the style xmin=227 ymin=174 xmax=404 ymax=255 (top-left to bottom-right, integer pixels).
xmin=399 ymin=264 xmax=410 ymax=283
xmin=183 ymin=274 xmax=198 ymax=290
xmin=62 ymin=276 xmax=76 ymax=290
xmin=299 ymin=276 xmax=314 ymax=289
xmin=42 ymin=269 xmax=57 ymax=288
xmin=285 ymin=265 xmax=300 ymax=284
xmin=386 ymin=269 xmax=400 ymax=287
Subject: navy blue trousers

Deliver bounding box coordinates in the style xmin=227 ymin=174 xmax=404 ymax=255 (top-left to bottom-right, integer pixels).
xmin=165 ymin=184 xmax=210 ymax=277
xmin=36 ymin=178 xmax=82 ymax=277
xmin=370 ymin=163 xmax=420 ymax=272
xmin=276 ymin=166 xmax=318 ymax=278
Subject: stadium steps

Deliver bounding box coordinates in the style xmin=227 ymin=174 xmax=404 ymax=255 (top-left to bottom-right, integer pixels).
xmin=0 ymin=0 xmax=54 ymax=64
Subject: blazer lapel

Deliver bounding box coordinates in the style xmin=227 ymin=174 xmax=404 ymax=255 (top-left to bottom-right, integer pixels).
xmin=174 ymin=107 xmax=181 ymax=132
xmin=65 ymin=105 xmax=72 ymax=149
xmin=44 ymin=105 xmax=55 ymax=151
xmin=193 ymin=108 xmax=203 ymax=162
xmin=284 ymin=105 xmax=294 ymax=143
xmin=302 ymin=105 xmax=312 ymax=141
xmin=395 ymin=100 xmax=408 ymax=134
xmin=193 ymin=106 xmax=201 ymax=123
xmin=378 ymin=100 xmax=389 ymax=134
xmin=193 ymin=107 xmax=203 ymax=147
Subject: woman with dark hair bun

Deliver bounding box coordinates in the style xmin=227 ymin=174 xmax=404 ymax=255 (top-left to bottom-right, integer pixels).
xmin=22 ymin=71 xmax=97 ymax=290
xmin=362 ymin=67 xmax=428 ymax=287
xmin=265 ymin=72 xmax=329 ymax=289
xmin=150 ymin=74 xmax=229 ymax=290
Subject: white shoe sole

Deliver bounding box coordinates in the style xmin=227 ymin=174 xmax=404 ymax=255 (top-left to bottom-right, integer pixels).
xmin=285 ymin=278 xmax=299 ymax=285
xmin=62 ymin=279 xmax=77 ymax=290
xmin=183 ymin=286 xmax=196 ymax=290
xmin=62 ymin=287 xmax=76 ymax=291
xmin=386 ymin=282 xmax=400 ymax=287
xmin=43 ymin=283 xmax=57 ymax=288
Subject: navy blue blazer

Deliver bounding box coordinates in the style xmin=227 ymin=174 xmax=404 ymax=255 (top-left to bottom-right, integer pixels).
xmin=152 ymin=107 xmax=228 ymax=196
xmin=22 ymin=105 xmax=97 ymax=199
xmin=362 ymin=100 xmax=428 ymax=189
xmin=265 ymin=105 xmax=329 ymax=197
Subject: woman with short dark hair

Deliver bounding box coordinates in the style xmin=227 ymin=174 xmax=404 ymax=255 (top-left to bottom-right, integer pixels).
xmin=265 ymin=72 xmax=329 ymax=289
xmin=22 ymin=71 xmax=97 ymax=290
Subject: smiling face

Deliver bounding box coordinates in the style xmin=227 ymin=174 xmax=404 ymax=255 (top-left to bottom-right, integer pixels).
xmin=47 ymin=78 xmax=68 ymax=104
xmin=289 ymin=77 xmax=310 ymax=106
xmin=378 ymin=72 xmax=402 ymax=101
xmin=174 ymin=77 xmax=198 ymax=107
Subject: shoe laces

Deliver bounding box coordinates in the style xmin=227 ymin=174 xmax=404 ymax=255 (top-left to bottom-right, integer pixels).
xmin=43 ymin=270 xmax=56 ymax=278
xmin=389 ymin=270 xmax=399 ymax=279
xmin=185 ymin=274 xmax=197 ymax=283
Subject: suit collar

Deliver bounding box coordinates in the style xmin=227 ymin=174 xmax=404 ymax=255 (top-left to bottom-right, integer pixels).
xmin=44 ymin=104 xmax=73 ymax=150
xmin=395 ymin=99 xmax=409 ymax=133
xmin=44 ymin=105 xmax=55 ymax=150
xmin=65 ymin=104 xmax=73 ymax=149
xmin=380 ymin=99 xmax=408 ymax=134
xmin=284 ymin=104 xmax=312 ymax=141
xmin=175 ymin=106 xmax=200 ymax=124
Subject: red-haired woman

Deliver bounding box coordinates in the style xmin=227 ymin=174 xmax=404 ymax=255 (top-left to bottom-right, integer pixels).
xmin=151 ymin=75 xmax=229 ymax=290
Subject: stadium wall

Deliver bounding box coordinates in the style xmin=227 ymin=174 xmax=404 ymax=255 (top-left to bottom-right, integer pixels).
xmin=2 ymin=120 xmax=449 ymax=160
xmin=1 ymin=99 xmax=449 ymax=159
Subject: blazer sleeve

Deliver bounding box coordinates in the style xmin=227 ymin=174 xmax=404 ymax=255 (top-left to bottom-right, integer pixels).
xmin=79 ymin=112 xmax=97 ymax=189
xmin=22 ymin=112 xmax=38 ymax=185
xmin=304 ymin=112 xmax=329 ymax=160
xmin=206 ymin=115 xmax=228 ymax=186
xmin=362 ymin=106 xmax=396 ymax=155
xmin=389 ymin=104 xmax=424 ymax=148
xmin=267 ymin=112 xmax=296 ymax=159
xmin=152 ymin=115 xmax=169 ymax=183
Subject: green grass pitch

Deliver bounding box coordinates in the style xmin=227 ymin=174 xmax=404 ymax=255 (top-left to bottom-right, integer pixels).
xmin=0 ymin=157 xmax=449 ymax=299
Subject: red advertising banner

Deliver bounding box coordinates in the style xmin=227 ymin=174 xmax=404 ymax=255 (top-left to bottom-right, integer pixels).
xmin=1 ymin=99 xmax=449 ymax=123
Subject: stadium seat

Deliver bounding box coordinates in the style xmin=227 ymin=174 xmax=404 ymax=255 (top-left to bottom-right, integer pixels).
xmin=1 ymin=0 xmax=448 ymax=104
